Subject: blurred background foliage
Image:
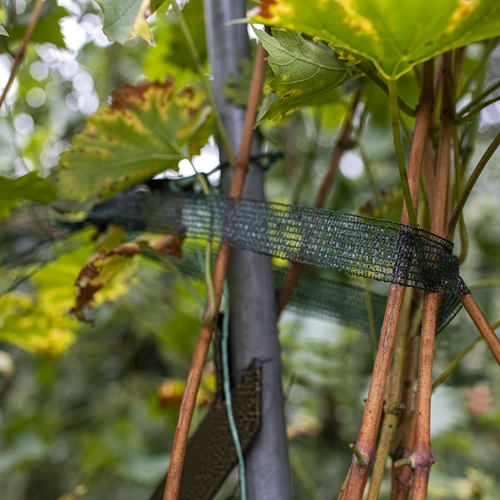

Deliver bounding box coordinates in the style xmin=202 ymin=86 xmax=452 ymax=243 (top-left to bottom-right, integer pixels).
xmin=0 ymin=1 xmax=499 ymax=499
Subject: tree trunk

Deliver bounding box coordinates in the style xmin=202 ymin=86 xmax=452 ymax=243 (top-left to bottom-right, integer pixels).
xmin=204 ymin=2 xmax=292 ymax=499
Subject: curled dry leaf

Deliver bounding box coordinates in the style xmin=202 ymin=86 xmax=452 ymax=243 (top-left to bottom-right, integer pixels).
xmin=71 ymin=234 xmax=185 ymax=321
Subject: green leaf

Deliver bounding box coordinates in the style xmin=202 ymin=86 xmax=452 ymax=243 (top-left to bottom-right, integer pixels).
xmin=0 ymin=24 xmax=8 ymax=36
xmin=251 ymin=0 xmax=500 ymax=80
xmin=0 ymin=172 xmax=57 ymax=219
xmin=97 ymin=0 xmax=151 ymax=44
xmin=144 ymin=0 xmax=206 ymax=87
xmin=54 ymin=81 xmax=210 ymax=204
xmin=254 ymin=29 xmax=348 ymax=121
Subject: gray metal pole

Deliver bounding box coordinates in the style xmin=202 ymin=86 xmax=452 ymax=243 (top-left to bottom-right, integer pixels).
xmin=204 ymin=2 xmax=292 ymax=499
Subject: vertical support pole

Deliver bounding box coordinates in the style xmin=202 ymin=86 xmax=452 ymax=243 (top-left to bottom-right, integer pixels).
xmin=204 ymin=2 xmax=292 ymax=499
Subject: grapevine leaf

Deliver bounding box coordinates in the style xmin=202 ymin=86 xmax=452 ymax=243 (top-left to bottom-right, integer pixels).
xmin=96 ymin=0 xmax=151 ymax=44
xmin=71 ymin=243 xmax=141 ymax=322
xmin=254 ymin=28 xmax=348 ymax=121
xmin=251 ymin=0 xmax=500 ymax=80
xmin=54 ymin=80 xmax=210 ymax=204
xmin=72 ymin=234 xmax=184 ymax=321
xmin=0 ymin=172 xmax=57 ymax=219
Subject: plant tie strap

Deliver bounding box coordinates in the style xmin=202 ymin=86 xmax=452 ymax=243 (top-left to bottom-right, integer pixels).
xmin=88 ymin=189 xmax=469 ymax=296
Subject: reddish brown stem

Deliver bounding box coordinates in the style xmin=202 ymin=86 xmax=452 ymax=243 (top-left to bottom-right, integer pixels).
xmin=0 ymin=0 xmax=45 ymax=109
xmin=279 ymin=91 xmax=361 ymax=312
xmin=412 ymin=52 xmax=454 ymax=500
xmin=342 ymin=60 xmax=434 ymax=499
xmin=163 ymin=41 xmax=268 ymax=500
xmin=390 ymin=332 xmax=420 ymax=500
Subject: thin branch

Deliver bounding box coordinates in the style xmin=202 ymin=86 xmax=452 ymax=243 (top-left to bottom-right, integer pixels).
xmin=221 ymin=284 xmax=247 ymax=499
xmin=0 ymin=0 xmax=45 ymax=109
xmin=278 ymin=90 xmax=361 ymax=311
xmin=469 ymin=278 xmax=500 ymax=290
xmin=163 ymin=40 xmax=268 ymax=500
xmin=447 ymin=132 xmax=500 ymax=238
xmin=358 ymin=61 xmax=417 ymax=117
xmin=388 ymin=80 xmax=417 ymax=226
xmin=451 ymin=125 xmax=468 ymax=263
xmin=456 ymin=79 xmax=500 ymax=118
xmin=341 ymin=60 xmax=434 ymax=500
xmin=455 ymin=95 xmax=500 ymax=125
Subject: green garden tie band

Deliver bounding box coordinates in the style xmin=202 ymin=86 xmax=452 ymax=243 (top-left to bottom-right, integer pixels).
xmin=88 ymin=189 xmax=469 ymax=296
xmin=170 ymin=250 xmax=460 ymax=334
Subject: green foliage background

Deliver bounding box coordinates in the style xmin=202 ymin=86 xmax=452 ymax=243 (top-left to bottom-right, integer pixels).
xmin=0 ymin=1 xmax=500 ymax=499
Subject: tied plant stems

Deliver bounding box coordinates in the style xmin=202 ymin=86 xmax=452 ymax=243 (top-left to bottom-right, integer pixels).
xmin=279 ymin=90 xmax=361 ymax=311
xmin=412 ymin=51 xmax=453 ymax=500
xmin=0 ymin=0 xmax=45 ymax=109
xmin=341 ymin=59 xmax=434 ymax=500
xmin=390 ymin=309 xmax=423 ymax=500
xmin=163 ymin=39 xmax=268 ymax=500
xmin=366 ymin=289 xmax=414 ymax=500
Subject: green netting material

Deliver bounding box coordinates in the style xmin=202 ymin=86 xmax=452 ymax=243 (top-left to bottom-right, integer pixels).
xmin=88 ymin=190 xmax=469 ymax=295
xmin=168 ymin=249 xmax=461 ymax=333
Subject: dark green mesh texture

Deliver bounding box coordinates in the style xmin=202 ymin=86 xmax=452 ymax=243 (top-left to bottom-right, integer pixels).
xmin=89 ymin=190 xmax=468 ymax=294
xmin=169 ymin=250 xmax=461 ymax=334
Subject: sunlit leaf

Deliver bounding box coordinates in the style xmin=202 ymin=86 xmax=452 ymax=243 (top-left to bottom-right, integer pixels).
xmin=144 ymin=0 xmax=206 ymax=87
xmin=0 ymin=25 xmax=8 ymax=36
xmin=54 ymin=80 xmax=210 ymax=204
xmin=0 ymin=172 xmax=57 ymax=219
xmin=0 ymin=294 xmax=77 ymax=356
xmin=96 ymin=0 xmax=151 ymax=44
xmin=251 ymin=0 xmax=500 ymax=80
xmin=254 ymin=29 xmax=348 ymax=121
xmin=157 ymin=371 xmax=216 ymax=408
